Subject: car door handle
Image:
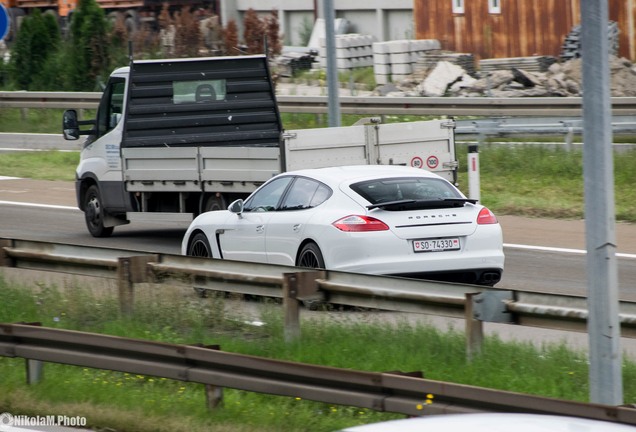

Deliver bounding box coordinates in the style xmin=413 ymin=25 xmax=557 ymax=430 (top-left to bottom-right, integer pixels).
xmin=256 ymin=225 xmax=264 ymax=233
xmin=293 ymin=224 xmax=301 ymax=232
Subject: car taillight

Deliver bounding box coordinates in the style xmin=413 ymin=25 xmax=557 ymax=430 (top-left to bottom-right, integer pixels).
xmin=477 ymin=207 xmax=498 ymax=225
xmin=332 ymin=215 xmax=390 ymax=232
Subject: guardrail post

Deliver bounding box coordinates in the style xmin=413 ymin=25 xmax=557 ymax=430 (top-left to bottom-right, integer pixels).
xmin=26 ymin=359 xmax=44 ymax=384
xmin=205 ymin=384 xmax=224 ymax=409
xmin=117 ymin=256 xmax=159 ymax=316
xmin=283 ymin=273 xmax=302 ymax=342
xmin=0 ymin=239 xmax=14 ymax=267
xmin=465 ymin=292 xmax=484 ymax=361
xmin=282 ymin=271 xmax=326 ymax=342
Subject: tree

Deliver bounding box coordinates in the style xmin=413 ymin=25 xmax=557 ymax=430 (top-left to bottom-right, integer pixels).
xmin=265 ymin=9 xmax=282 ymax=57
xmin=243 ymin=8 xmax=264 ymax=55
xmin=67 ymin=0 xmax=111 ymax=90
xmin=174 ymin=7 xmax=201 ymax=57
xmin=8 ymin=9 xmax=61 ymax=90
xmin=223 ymin=19 xmax=238 ymax=55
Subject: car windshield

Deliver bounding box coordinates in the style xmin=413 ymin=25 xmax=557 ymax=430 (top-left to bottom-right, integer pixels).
xmin=351 ymin=177 xmax=467 ymax=210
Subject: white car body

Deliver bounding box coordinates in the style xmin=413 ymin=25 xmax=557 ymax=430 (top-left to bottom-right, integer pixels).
xmin=339 ymin=413 xmax=636 ymax=432
xmin=181 ymin=165 xmax=504 ymax=285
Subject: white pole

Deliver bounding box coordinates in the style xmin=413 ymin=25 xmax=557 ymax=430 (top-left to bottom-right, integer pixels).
xmin=467 ymin=144 xmax=480 ymax=202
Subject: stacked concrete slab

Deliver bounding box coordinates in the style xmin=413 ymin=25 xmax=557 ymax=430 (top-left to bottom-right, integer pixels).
xmin=373 ymin=39 xmax=441 ymax=84
xmin=318 ymin=34 xmax=375 ymax=71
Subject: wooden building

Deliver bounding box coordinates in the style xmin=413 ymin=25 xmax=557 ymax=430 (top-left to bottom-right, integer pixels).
xmin=414 ymin=0 xmax=636 ymax=61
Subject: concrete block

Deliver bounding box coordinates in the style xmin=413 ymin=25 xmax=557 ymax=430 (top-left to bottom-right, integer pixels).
xmin=391 ymin=63 xmax=413 ymax=74
xmin=373 ymin=52 xmax=391 ymax=64
xmin=374 ymin=63 xmax=392 ymax=74
xmin=390 ymin=52 xmax=411 ymax=64
xmin=375 ymin=74 xmax=391 ymax=84
xmin=385 ymin=39 xmax=411 ymax=53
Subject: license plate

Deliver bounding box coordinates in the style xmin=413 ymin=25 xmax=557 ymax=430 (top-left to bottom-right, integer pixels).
xmin=412 ymin=238 xmax=460 ymax=252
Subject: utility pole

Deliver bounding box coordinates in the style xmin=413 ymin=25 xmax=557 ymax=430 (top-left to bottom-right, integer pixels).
xmin=322 ymin=0 xmax=341 ymax=127
xmin=581 ymin=0 xmax=623 ymax=405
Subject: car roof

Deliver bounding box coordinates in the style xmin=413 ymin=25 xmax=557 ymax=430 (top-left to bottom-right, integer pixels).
xmin=339 ymin=413 xmax=636 ymax=432
xmin=280 ymin=165 xmax=443 ymax=185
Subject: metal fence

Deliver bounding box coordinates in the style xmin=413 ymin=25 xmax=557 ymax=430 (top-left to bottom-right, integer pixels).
xmin=3 ymin=237 xmax=636 ymax=354
xmin=2 ymin=322 xmax=636 ymax=424
xmin=2 ymin=91 xmax=636 ymax=116
xmin=3 ymin=237 xmax=636 ymax=421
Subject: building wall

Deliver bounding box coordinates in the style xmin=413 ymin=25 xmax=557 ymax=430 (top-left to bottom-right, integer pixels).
xmin=414 ymin=0 xmax=635 ymax=61
xmin=222 ymin=0 xmax=414 ymax=47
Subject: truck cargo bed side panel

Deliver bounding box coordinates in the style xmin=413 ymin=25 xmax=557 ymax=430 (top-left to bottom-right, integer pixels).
xmin=284 ymin=120 xmax=457 ymax=182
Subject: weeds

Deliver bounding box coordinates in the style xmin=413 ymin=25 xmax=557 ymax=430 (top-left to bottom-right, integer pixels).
xmin=1 ymin=275 xmax=636 ymax=431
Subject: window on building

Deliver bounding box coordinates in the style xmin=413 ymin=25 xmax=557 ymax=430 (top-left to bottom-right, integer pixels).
xmin=489 ymin=0 xmax=501 ymax=14
xmin=452 ymin=0 xmax=464 ymax=14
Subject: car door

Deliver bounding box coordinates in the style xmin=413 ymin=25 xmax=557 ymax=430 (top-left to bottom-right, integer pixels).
xmin=265 ymin=177 xmax=332 ymax=266
xmin=218 ymin=176 xmax=293 ymax=263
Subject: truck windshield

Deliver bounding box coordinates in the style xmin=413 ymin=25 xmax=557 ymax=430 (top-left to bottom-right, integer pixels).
xmin=173 ymin=80 xmax=226 ymax=103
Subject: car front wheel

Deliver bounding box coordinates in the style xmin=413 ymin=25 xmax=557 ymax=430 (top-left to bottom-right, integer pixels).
xmin=188 ymin=232 xmax=212 ymax=258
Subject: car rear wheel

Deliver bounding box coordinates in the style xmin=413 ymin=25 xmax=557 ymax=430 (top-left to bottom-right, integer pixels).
xmin=188 ymin=232 xmax=212 ymax=258
xmin=297 ymin=242 xmax=325 ymax=269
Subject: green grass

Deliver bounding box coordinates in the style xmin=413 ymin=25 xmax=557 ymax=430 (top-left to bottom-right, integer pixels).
xmin=1 ymin=276 xmax=635 ymax=431
xmin=0 ymin=150 xmax=79 ymax=181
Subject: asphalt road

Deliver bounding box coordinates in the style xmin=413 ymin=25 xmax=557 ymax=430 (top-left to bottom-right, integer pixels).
xmin=3 ymin=177 xmax=636 ymax=359
xmin=1 ymin=177 xmax=636 ymax=301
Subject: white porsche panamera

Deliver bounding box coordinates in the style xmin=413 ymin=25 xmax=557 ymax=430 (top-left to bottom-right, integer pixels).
xmin=181 ymin=165 xmax=504 ymax=285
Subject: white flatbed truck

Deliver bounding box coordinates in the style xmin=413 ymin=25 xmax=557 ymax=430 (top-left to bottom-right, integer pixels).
xmin=63 ymin=55 xmax=458 ymax=237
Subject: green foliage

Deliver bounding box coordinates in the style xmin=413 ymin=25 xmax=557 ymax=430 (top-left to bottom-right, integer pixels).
xmin=67 ymin=0 xmax=111 ymax=91
xmin=0 ymin=150 xmax=79 ymax=181
xmin=1 ymin=276 xmax=636 ymax=432
xmin=296 ymin=15 xmax=313 ymax=46
xmin=7 ymin=9 xmax=61 ymax=90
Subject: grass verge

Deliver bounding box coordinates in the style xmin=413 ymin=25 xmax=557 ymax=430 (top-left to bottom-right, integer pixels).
xmin=1 ymin=276 xmax=636 ymax=431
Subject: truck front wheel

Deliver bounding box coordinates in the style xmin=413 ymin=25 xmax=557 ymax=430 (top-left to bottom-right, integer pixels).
xmin=84 ymin=185 xmax=114 ymax=238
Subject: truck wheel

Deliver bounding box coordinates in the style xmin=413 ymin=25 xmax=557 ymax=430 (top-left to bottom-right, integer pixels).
xmin=188 ymin=232 xmax=212 ymax=258
xmin=84 ymin=185 xmax=114 ymax=238
xmin=203 ymin=194 xmax=226 ymax=212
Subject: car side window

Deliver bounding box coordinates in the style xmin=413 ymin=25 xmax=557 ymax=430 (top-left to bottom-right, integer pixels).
xmin=243 ymin=177 xmax=293 ymax=212
xmin=281 ymin=177 xmax=331 ymax=210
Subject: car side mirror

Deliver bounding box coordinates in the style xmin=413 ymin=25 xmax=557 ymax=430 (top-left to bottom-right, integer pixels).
xmin=62 ymin=109 xmax=80 ymax=140
xmin=228 ymin=199 xmax=244 ymax=215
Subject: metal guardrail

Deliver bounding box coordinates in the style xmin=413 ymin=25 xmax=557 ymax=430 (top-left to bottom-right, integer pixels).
xmin=455 ymin=116 xmax=636 ymax=136
xmin=2 ymin=323 xmax=636 ymax=423
xmin=3 ymin=237 xmax=636 ymax=345
xmin=3 ymin=238 xmax=636 ymax=421
xmin=2 ymin=91 xmax=636 ymax=116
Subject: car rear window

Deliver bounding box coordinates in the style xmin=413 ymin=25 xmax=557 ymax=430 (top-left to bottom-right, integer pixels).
xmin=351 ymin=177 xmax=462 ymax=204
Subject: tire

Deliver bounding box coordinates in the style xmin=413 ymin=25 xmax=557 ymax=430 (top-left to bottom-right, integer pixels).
xmin=84 ymin=185 xmax=114 ymax=238
xmin=188 ymin=232 xmax=212 ymax=258
xmin=203 ymin=194 xmax=226 ymax=213
xmin=296 ymin=242 xmax=325 ymax=269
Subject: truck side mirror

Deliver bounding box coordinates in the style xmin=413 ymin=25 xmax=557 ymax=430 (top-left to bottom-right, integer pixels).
xmin=62 ymin=110 xmax=80 ymax=140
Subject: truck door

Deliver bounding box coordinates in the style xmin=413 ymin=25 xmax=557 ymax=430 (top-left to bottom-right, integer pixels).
xmin=78 ymin=77 xmax=128 ymax=210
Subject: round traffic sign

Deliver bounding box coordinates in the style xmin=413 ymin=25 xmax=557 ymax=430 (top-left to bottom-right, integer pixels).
xmin=410 ymin=156 xmax=423 ymax=168
xmin=426 ymin=155 xmax=439 ymax=169
xmin=0 ymin=5 xmax=9 ymax=41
